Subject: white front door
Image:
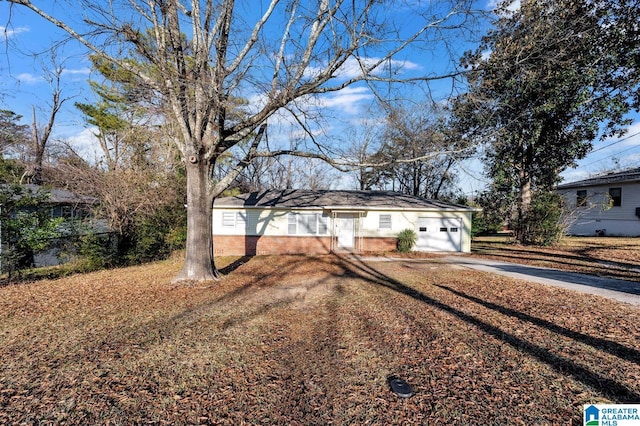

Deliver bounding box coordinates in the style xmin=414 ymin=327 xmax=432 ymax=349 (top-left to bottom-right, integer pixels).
xmin=416 ymin=217 xmax=462 ymax=252
xmin=335 ymin=213 xmax=355 ymax=250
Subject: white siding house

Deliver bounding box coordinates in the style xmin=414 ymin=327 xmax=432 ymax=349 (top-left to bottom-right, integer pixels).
xmin=557 ymin=168 xmax=640 ymax=236
xmin=212 ymin=190 xmax=478 ymax=255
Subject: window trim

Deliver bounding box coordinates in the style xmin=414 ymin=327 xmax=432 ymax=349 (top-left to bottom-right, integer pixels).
xmin=576 ymin=190 xmax=588 ymax=208
xmin=288 ymin=212 xmax=327 ymax=235
xmin=222 ymin=211 xmax=246 ymax=228
xmin=379 ymin=214 xmax=392 ymax=230
xmin=609 ymin=187 xmax=622 ymax=207
xmin=222 ymin=212 xmax=236 ymax=227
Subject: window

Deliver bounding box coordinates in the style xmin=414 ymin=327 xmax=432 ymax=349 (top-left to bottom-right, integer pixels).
xmin=300 ymin=213 xmax=317 ymax=234
xmin=222 ymin=212 xmax=246 ymax=227
xmin=51 ymin=205 xmax=75 ymax=218
xmin=288 ymin=213 xmax=327 ymax=235
xmin=222 ymin=212 xmax=236 ymax=227
xmin=609 ymin=187 xmax=622 ymax=207
xmin=237 ymin=212 xmax=247 ymax=227
xmin=288 ymin=213 xmax=298 ymax=234
xmin=379 ymin=214 xmax=392 ymax=229
xmin=576 ymin=190 xmax=588 ymax=207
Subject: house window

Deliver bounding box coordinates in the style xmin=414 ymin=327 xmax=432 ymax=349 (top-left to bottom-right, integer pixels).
xmin=288 ymin=213 xmax=298 ymax=234
xmin=609 ymin=187 xmax=622 ymax=207
xmin=222 ymin=212 xmax=246 ymax=227
xmin=576 ymin=190 xmax=587 ymax=207
xmin=300 ymin=213 xmax=317 ymax=234
xmin=222 ymin=212 xmax=236 ymax=227
xmin=51 ymin=205 xmax=75 ymax=218
xmin=237 ymin=212 xmax=247 ymax=227
xmin=288 ymin=213 xmax=327 ymax=235
xmin=379 ymin=214 xmax=392 ymax=229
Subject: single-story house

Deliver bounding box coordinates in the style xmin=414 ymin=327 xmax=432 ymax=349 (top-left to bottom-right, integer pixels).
xmin=556 ymin=167 xmax=640 ymax=236
xmin=212 ymin=189 xmax=479 ymax=256
xmin=0 ymin=185 xmax=109 ymax=269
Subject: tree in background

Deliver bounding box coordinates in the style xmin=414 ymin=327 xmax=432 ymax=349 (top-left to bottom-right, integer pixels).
xmin=22 ymin=54 xmax=71 ymax=185
xmin=6 ymin=0 xmax=477 ymax=282
xmin=455 ymin=0 xmax=640 ymax=244
xmin=340 ymin=124 xmax=384 ymax=191
xmin=363 ymin=103 xmax=470 ymax=200
xmin=0 ymin=109 xmax=29 ymax=161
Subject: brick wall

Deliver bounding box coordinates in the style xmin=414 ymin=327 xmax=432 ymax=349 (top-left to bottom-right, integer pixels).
xmin=213 ymin=234 xmax=399 ymax=255
xmin=213 ymin=235 xmax=332 ymax=256
xmin=362 ymin=237 xmax=397 ymax=252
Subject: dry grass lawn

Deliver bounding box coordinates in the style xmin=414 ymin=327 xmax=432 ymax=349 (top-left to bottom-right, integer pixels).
xmin=1 ymin=249 xmax=639 ymax=424
xmin=472 ymin=235 xmax=640 ymax=282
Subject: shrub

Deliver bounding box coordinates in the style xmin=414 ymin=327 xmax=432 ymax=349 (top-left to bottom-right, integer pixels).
xmin=519 ymin=191 xmax=564 ymax=246
xmin=397 ymin=229 xmax=417 ymax=253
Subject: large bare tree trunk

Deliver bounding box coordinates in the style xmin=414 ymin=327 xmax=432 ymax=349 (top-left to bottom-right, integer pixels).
xmin=172 ymin=155 xmax=218 ymax=283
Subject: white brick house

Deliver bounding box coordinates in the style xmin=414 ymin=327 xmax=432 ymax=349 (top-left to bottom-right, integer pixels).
xmin=212 ymin=190 xmax=478 ymax=256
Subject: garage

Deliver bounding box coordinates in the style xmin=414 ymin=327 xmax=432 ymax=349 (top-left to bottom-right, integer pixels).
xmin=416 ymin=217 xmax=462 ymax=252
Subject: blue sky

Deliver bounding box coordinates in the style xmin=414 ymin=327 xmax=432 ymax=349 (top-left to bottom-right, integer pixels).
xmin=1 ymin=0 xmax=639 ymax=196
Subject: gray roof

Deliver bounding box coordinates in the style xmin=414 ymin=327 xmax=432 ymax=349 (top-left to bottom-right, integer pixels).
xmin=557 ymin=167 xmax=640 ymax=189
xmin=214 ymin=189 xmax=476 ymax=211
xmin=21 ymin=185 xmax=98 ymax=205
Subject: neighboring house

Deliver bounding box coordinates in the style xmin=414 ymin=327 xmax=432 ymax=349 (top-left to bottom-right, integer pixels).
xmin=33 ymin=186 xmax=110 ymax=267
xmin=556 ymin=167 xmax=640 ymax=236
xmin=0 ymin=185 xmax=109 ymax=268
xmin=212 ymin=189 xmax=478 ymax=256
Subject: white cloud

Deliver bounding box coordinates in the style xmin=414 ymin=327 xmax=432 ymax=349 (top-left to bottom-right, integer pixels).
xmin=315 ymin=86 xmax=373 ymax=115
xmin=64 ymin=127 xmax=103 ymax=161
xmin=15 ymin=68 xmax=90 ymax=86
xmin=247 ymin=85 xmax=373 ymax=117
xmin=0 ymin=25 xmax=29 ymax=39
xmin=486 ymin=0 xmax=521 ymax=13
xmin=62 ymin=67 xmax=91 ymax=76
xmin=610 ymin=122 xmax=640 ymax=147
xmin=305 ymin=56 xmax=422 ymax=81
xmin=17 ymin=73 xmax=44 ymax=84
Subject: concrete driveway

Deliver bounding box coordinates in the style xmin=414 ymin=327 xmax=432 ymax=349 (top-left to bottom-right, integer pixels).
xmin=441 ymin=255 xmax=640 ymax=307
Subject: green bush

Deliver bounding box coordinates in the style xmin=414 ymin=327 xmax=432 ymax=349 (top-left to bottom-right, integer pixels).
xmin=397 ymin=229 xmax=417 ymax=253
xmin=519 ymin=191 xmax=564 ymax=246
xmin=77 ymin=232 xmax=115 ymax=271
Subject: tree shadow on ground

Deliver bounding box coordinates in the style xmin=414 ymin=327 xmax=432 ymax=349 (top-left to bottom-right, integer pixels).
xmin=336 ymin=255 xmax=640 ymax=403
xmin=218 ymin=256 xmax=253 ymax=275
xmin=472 ymin=240 xmax=640 ymax=282
xmin=434 ymin=283 xmax=640 ymax=365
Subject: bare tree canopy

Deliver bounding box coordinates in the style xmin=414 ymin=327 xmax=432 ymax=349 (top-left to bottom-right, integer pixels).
xmin=5 ymin=0 xmax=478 ymax=282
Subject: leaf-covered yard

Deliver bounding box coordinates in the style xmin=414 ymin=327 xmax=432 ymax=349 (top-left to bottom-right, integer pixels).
xmin=472 ymin=236 xmax=640 ymax=282
xmin=1 ymin=252 xmax=639 ymax=424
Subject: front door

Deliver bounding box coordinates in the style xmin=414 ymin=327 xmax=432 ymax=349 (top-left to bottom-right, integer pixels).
xmin=335 ymin=213 xmax=355 ymax=250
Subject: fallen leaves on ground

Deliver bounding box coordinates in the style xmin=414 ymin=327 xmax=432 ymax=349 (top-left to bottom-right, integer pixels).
xmin=1 ymin=253 xmax=639 ymax=424
xmin=472 ymin=236 xmax=640 ymax=282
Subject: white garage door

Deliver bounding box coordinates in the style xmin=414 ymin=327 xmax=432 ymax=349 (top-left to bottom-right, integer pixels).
xmin=416 ymin=217 xmax=462 ymax=252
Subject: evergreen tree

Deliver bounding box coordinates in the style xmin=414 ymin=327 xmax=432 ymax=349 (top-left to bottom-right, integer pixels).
xmin=456 ymin=0 xmax=640 ymax=243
